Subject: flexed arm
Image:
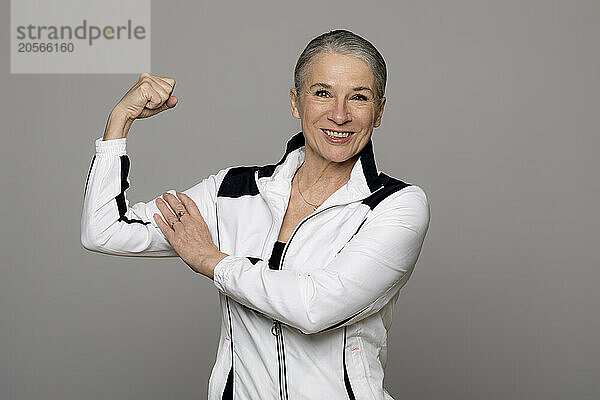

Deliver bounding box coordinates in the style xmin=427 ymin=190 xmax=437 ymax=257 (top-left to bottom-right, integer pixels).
xmin=81 ymin=137 xmax=226 ymax=258
xmin=81 ymin=73 xmax=225 ymax=258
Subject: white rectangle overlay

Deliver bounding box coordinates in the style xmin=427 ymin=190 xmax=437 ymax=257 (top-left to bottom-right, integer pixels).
xmin=11 ymin=0 xmax=151 ymax=74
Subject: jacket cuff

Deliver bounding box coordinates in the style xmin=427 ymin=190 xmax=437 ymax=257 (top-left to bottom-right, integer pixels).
xmin=95 ymin=136 xmax=126 ymax=156
xmin=213 ymin=255 xmax=245 ymax=293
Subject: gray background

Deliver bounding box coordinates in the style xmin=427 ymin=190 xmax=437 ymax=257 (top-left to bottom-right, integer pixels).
xmin=1 ymin=0 xmax=599 ymax=399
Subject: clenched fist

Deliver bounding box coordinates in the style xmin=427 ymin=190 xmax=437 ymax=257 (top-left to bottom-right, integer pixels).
xmin=103 ymin=72 xmax=177 ymax=140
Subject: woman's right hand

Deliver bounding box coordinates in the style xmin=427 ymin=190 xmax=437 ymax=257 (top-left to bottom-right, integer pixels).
xmin=103 ymin=72 xmax=178 ymax=140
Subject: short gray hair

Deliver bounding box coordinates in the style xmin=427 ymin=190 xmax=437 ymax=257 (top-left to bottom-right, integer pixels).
xmin=294 ymin=29 xmax=387 ymax=100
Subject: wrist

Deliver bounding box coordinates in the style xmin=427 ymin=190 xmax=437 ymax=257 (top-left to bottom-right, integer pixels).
xmin=103 ymin=109 xmax=134 ymax=140
xmin=202 ymin=251 xmax=229 ymax=280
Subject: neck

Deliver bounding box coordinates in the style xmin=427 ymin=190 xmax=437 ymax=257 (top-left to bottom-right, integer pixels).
xmin=296 ymin=147 xmax=358 ymax=194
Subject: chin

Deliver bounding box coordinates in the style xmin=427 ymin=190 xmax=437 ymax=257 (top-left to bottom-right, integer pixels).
xmin=321 ymin=149 xmax=357 ymax=164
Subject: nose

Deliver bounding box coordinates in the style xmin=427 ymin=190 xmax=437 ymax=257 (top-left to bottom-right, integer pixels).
xmin=328 ymin=97 xmax=352 ymax=125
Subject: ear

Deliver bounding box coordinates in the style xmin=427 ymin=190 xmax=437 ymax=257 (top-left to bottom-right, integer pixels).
xmin=290 ymin=88 xmax=301 ymax=120
xmin=373 ymin=96 xmax=386 ymax=128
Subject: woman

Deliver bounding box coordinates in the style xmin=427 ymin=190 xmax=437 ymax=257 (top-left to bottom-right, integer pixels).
xmin=82 ymin=30 xmax=430 ymax=400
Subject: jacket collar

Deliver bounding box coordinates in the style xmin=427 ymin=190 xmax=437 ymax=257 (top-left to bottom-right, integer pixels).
xmin=256 ymin=132 xmax=383 ymax=209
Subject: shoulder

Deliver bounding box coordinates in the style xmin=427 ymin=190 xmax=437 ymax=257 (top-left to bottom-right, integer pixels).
xmin=364 ymin=173 xmax=429 ymax=210
xmin=390 ymin=184 xmax=430 ymax=220
xmin=182 ymin=166 xmax=233 ymax=204
xmin=214 ymin=152 xmax=293 ymax=198
xmin=365 ymin=176 xmax=431 ymax=235
xmin=216 ymin=165 xmax=260 ymax=198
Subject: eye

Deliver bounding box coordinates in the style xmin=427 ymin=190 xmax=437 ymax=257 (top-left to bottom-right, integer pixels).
xmin=351 ymin=94 xmax=369 ymax=101
xmin=315 ymin=89 xmax=331 ymax=98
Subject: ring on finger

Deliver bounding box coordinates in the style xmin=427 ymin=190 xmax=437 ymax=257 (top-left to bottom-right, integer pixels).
xmin=176 ymin=210 xmax=186 ymax=219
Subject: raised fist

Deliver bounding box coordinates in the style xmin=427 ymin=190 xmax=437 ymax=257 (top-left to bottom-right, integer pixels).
xmin=113 ymin=72 xmax=178 ymax=121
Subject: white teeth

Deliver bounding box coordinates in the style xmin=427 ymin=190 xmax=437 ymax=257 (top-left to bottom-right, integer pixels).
xmin=323 ymin=129 xmax=354 ymax=138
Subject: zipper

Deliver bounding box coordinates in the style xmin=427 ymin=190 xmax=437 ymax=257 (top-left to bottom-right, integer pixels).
xmin=264 ymin=182 xmax=390 ymax=400
xmin=269 ymin=203 xmax=346 ymax=400
xmin=260 ymin=200 xmax=277 ymax=262
xmin=271 ymin=321 xmax=288 ymax=400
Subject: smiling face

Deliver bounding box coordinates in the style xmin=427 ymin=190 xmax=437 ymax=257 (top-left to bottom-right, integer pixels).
xmin=290 ymin=51 xmax=386 ymax=165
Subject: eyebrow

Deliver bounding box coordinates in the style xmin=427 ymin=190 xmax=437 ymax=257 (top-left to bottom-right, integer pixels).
xmin=351 ymin=86 xmax=374 ymax=94
xmin=309 ymin=83 xmax=374 ymax=94
xmin=309 ymin=83 xmax=332 ymax=90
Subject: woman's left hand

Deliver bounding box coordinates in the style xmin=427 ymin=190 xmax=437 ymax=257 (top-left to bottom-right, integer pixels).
xmin=153 ymin=192 xmax=228 ymax=279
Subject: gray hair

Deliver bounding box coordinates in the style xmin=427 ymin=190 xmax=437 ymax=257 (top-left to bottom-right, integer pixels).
xmin=293 ymin=29 xmax=387 ymax=100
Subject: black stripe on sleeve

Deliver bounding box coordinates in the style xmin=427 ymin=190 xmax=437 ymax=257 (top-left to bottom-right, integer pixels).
xmin=217 ymin=166 xmax=260 ymax=198
xmin=116 ymin=155 xmax=150 ymax=225
xmin=362 ymin=173 xmax=410 ymax=210
xmin=83 ymin=155 xmax=96 ymax=199
xmin=247 ymin=257 xmax=262 ymax=265
xmin=343 ymin=326 xmax=356 ymax=400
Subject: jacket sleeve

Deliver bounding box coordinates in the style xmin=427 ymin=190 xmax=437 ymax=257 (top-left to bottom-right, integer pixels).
xmin=81 ymin=136 xmax=226 ymax=257
xmin=212 ymin=185 xmax=430 ymax=335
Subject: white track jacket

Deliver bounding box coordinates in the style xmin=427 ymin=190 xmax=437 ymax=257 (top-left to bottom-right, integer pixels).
xmin=81 ymin=131 xmax=430 ymax=400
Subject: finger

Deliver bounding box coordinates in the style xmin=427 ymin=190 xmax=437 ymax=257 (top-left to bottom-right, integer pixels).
xmin=138 ymin=72 xmax=169 ymax=97
xmin=171 ymin=219 xmax=184 ymax=232
xmin=139 ymin=73 xmax=175 ymax=95
xmin=156 ymin=75 xmax=176 ymax=91
xmin=152 ymin=96 xmax=178 ymax=114
xmin=162 ymin=192 xmax=187 ymax=219
xmin=155 ymin=197 xmax=179 ymax=228
xmin=147 ymin=74 xmax=174 ymax=97
xmin=165 ymin=95 xmax=178 ymax=108
xmin=138 ymin=71 xmax=151 ymax=82
xmin=176 ymin=192 xmax=202 ymax=217
xmin=161 ymin=194 xmax=189 ymax=230
xmin=153 ymin=213 xmax=175 ymax=241
xmin=139 ymin=81 xmax=163 ymax=109
xmin=146 ymin=78 xmax=171 ymax=107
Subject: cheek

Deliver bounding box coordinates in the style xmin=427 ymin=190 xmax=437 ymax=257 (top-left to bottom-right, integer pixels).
xmin=351 ymin=106 xmax=377 ymax=127
xmin=303 ymin=103 xmax=330 ymax=121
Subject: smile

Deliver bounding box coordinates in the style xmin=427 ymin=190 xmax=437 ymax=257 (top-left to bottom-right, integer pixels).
xmin=321 ymin=129 xmax=355 ymax=138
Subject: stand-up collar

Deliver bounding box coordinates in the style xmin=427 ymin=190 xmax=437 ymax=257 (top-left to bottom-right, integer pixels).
xmin=256 ymin=132 xmax=383 ymax=208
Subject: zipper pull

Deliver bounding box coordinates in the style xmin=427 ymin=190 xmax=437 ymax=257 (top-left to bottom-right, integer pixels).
xmin=271 ymin=321 xmax=279 ymax=336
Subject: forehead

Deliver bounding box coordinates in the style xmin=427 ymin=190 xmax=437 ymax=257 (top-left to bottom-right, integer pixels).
xmin=304 ymin=52 xmax=375 ymax=88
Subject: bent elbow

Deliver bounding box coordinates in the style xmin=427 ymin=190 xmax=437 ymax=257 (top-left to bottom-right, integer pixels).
xmin=80 ymin=228 xmax=99 ymax=252
xmin=80 ymin=222 xmax=106 ymax=253
xmin=298 ymin=318 xmax=346 ymax=335
xmin=296 ymin=318 xmax=348 ymax=335
xmin=296 ymin=322 xmax=321 ymax=336
xmin=294 ymin=314 xmax=343 ymax=335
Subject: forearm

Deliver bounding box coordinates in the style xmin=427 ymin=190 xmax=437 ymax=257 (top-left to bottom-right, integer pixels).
xmin=212 ymin=255 xmax=405 ymax=335
xmin=200 ymin=251 xmax=230 ymax=280
xmin=103 ymin=109 xmax=133 ymax=141
xmin=212 ymin=187 xmax=430 ymax=334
